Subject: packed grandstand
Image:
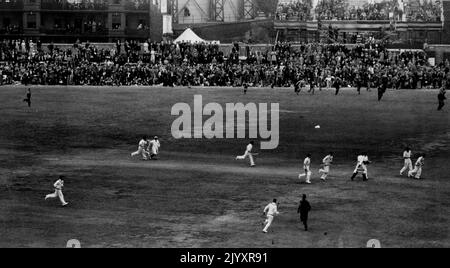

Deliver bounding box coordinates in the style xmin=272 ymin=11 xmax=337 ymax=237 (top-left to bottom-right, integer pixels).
xmin=0 ymin=38 xmax=449 ymax=88
xmin=0 ymin=0 xmax=449 ymax=88
xmin=276 ymin=0 xmax=442 ymax=22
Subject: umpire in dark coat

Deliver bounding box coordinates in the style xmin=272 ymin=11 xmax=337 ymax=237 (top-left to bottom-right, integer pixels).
xmin=297 ymin=194 xmax=311 ymax=231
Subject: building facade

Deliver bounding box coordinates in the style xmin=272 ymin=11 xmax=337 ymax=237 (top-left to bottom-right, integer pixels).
xmin=0 ymin=0 xmax=160 ymax=42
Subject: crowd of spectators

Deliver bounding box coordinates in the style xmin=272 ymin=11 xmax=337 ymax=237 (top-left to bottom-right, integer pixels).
xmin=0 ymin=38 xmax=449 ymax=90
xmin=407 ymin=0 xmax=442 ymax=22
xmin=276 ymin=0 xmax=313 ymax=21
xmin=0 ymin=25 xmax=22 ymax=35
xmin=40 ymin=0 xmax=109 ymax=10
xmin=124 ymin=0 xmax=150 ymax=10
xmin=0 ymin=0 xmax=23 ymax=8
xmin=315 ymin=0 xmax=398 ymax=21
xmin=275 ymin=0 xmax=441 ymax=22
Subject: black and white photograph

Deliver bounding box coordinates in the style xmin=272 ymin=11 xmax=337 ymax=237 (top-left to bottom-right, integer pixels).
xmin=0 ymin=0 xmax=449 ymax=252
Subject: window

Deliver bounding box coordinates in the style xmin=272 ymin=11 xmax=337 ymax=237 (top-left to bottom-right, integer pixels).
xmin=112 ymin=14 xmax=121 ymax=29
xmin=3 ymin=18 xmax=11 ymax=27
xmin=27 ymin=14 xmax=37 ymax=29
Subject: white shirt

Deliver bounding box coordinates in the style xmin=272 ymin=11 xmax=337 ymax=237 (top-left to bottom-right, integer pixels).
xmin=138 ymin=139 xmax=147 ymax=149
xmin=357 ymin=155 xmax=369 ymax=165
xmin=303 ymin=157 xmax=311 ymax=170
xmin=323 ymin=155 xmax=333 ymax=166
xmin=149 ymin=139 xmax=160 ymax=153
xmin=403 ymin=150 xmax=411 ymax=158
xmin=246 ymin=143 xmax=253 ymax=153
xmin=415 ymin=157 xmax=424 ymax=167
xmin=264 ymin=202 xmax=279 ymax=217
xmin=54 ymin=179 xmax=64 ymax=190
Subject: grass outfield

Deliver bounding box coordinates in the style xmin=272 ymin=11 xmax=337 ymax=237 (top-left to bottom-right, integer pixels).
xmin=0 ymin=86 xmax=449 ymax=248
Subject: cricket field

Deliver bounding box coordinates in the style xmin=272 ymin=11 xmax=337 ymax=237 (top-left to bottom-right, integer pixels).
xmin=0 ymin=86 xmax=449 ymax=248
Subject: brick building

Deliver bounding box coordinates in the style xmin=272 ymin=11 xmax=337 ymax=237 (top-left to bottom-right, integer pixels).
xmin=0 ymin=0 xmax=163 ymax=42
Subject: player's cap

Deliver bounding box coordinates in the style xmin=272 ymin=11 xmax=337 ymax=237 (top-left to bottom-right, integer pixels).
xmin=154 ymin=136 xmax=158 ymax=139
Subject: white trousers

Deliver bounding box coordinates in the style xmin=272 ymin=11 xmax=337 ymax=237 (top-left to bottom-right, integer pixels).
xmin=263 ymin=215 xmax=274 ymax=232
xmin=236 ymin=151 xmax=255 ymax=166
xmin=319 ymin=165 xmax=330 ymax=180
xmin=409 ymin=166 xmax=422 ymax=179
xmin=150 ymin=147 xmax=159 ymax=156
xmin=354 ymin=163 xmax=368 ymax=176
xmin=46 ymin=189 xmax=67 ymax=205
xmin=400 ymin=159 xmax=413 ymax=175
xmin=299 ymin=168 xmax=312 ymax=183
xmin=132 ymin=147 xmax=148 ymax=159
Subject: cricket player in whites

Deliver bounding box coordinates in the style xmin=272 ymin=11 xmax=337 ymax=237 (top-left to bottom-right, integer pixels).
xmin=400 ymin=147 xmax=413 ymax=176
xmin=236 ymin=141 xmax=256 ymax=167
xmin=351 ymin=153 xmax=370 ymax=181
xmin=131 ymin=136 xmax=149 ymax=160
xmin=319 ymin=152 xmax=334 ymax=181
xmin=45 ymin=176 xmax=68 ymax=206
xmin=148 ymin=136 xmax=161 ymax=159
xmin=262 ymin=199 xmax=280 ymax=233
xmin=408 ymin=154 xmax=425 ymax=179
xmin=299 ymin=154 xmax=312 ymax=184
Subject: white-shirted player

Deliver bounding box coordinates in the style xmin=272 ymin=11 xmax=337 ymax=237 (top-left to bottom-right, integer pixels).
xmin=400 ymin=147 xmax=413 ymax=176
xmin=131 ymin=136 xmax=149 ymax=160
xmin=298 ymin=154 xmax=312 ymax=184
xmin=236 ymin=141 xmax=256 ymax=167
xmin=262 ymin=199 xmax=280 ymax=233
xmin=148 ymin=136 xmax=161 ymax=160
xmin=408 ymin=154 xmax=425 ymax=179
xmin=319 ymin=152 xmax=334 ymax=181
xmin=351 ymin=153 xmax=370 ymax=181
xmin=45 ymin=176 xmax=68 ymax=207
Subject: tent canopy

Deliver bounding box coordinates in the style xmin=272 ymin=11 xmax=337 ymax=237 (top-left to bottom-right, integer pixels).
xmin=174 ymin=28 xmax=206 ymax=43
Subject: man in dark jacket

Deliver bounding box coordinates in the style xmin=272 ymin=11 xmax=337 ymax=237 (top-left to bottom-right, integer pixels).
xmin=378 ymin=74 xmax=389 ymax=101
xmin=297 ymin=194 xmax=311 ymax=231
xmin=334 ymin=77 xmax=341 ymax=96
xmin=23 ymin=88 xmax=31 ymax=107
xmin=438 ymin=87 xmax=446 ymax=111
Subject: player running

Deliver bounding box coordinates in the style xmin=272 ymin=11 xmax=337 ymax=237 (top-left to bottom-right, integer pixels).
xmin=45 ymin=176 xmax=69 ymax=207
xmin=131 ymin=136 xmax=149 ymax=160
xmin=408 ymin=154 xmax=425 ymax=180
xmin=262 ymin=199 xmax=280 ymax=233
xmin=319 ymin=152 xmax=334 ymax=181
xmin=400 ymin=147 xmax=413 ymax=176
xmin=236 ymin=141 xmax=256 ymax=167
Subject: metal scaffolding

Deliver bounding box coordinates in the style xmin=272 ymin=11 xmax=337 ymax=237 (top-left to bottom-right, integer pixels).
xmin=243 ymin=0 xmax=255 ymax=20
xmin=212 ymin=0 xmax=225 ymax=21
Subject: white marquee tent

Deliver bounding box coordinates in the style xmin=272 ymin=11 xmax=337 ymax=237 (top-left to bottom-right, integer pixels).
xmin=174 ymin=28 xmax=219 ymax=44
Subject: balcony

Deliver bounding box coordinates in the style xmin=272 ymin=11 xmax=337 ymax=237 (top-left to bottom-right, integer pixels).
xmin=0 ymin=0 xmax=24 ymax=10
xmin=40 ymin=0 xmax=108 ymax=11
xmin=40 ymin=27 xmax=109 ymax=36
xmin=125 ymin=28 xmax=149 ymax=37
xmin=0 ymin=26 xmax=23 ymax=35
